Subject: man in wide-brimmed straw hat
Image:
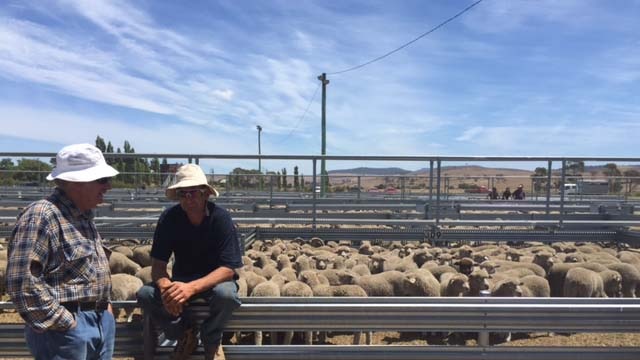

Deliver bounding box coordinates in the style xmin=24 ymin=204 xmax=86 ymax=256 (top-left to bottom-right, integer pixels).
xmin=137 ymin=164 xmax=242 ymax=360
xmin=7 ymin=143 xmax=119 ymax=360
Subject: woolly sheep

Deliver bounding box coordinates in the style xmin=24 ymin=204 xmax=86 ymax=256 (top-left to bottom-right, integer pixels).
xmin=492 ymin=278 xmax=527 ymax=297
xmin=354 ymin=271 xmax=406 ymax=296
xmin=468 ymin=269 xmax=491 ymax=296
xmin=111 ymin=273 xmax=144 ymax=322
xmin=519 ymin=275 xmax=550 ymax=297
xmin=132 ymin=245 xmax=152 ymax=267
xmin=109 ymin=245 xmax=134 ymax=259
xmin=563 ymin=267 xmax=606 ymax=297
xmin=402 ymin=269 xmax=440 ymax=297
xmin=547 ymin=262 xmax=608 ymax=297
xmin=134 ymin=266 xmax=153 ymax=284
xmin=599 ymin=269 xmax=623 ymax=297
xmin=532 ymin=251 xmax=555 ymax=274
xmin=440 ymin=272 xmax=469 ymax=297
xmin=280 ymin=281 xmax=314 ymax=345
xmin=250 ymin=279 xmax=283 ymax=345
xmin=604 ymin=262 xmax=640 ymax=297
xmin=109 ymin=251 xmax=142 ymax=275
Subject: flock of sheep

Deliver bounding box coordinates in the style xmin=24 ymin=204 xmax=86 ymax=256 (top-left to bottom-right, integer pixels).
xmin=2 ymin=236 xmax=640 ymax=345
xmin=235 ymin=237 xmax=640 ymax=344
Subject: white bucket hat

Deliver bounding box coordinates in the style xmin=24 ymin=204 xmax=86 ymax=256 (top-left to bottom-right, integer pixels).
xmin=166 ymin=164 xmax=219 ymax=200
xmin=46 ymin=143 xmax=119 ymax=182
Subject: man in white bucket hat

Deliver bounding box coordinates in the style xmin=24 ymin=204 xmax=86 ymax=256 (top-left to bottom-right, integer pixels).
xmin=137 ymin=163 xmax=242 ymax=360
xmin=6 ymin=143 xmax=119 ymax=360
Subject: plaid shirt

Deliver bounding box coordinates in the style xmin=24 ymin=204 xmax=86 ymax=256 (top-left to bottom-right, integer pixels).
xmin=6 ymin=188 xmax=112 ymax=331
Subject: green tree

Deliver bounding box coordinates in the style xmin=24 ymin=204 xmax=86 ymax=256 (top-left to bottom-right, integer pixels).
xmin=15 ymin=159 xmax=52 ymax=183
xmin=229 ymin=167 xmax=261 ymax=188
xmin=95 ymin=136 xmax=106 ymax=152
xmin=0 ymin=158 xmax=15 ymax=185
xmin=282 ymin=168 xmax=287 ymax=190
xmin=623 ymin=169 xmax=640 ymax=193
xmin=293 ymin=166 xmax=300 ymax=190
xmin=531 ymin=167 xmax=547 ymax=192
xmin=603 ymin=163 xmax=622 ymax=192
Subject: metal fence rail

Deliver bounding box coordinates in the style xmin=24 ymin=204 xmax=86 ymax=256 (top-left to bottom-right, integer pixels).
xmin=223 ymin=346 xmax=639 ymax=360
xmin=2 ymin=298 xmax=640 ymax=360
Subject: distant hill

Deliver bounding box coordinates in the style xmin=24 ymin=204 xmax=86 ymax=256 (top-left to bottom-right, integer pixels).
xmin=329 ymin=165 xmax=531 ymax=176
xmin=328 ymin=167 xmax=412 ymax=176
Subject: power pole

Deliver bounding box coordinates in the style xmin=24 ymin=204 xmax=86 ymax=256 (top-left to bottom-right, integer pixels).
xmin=256 ymin=125 xmax=262 ymax=173
xmin=317 ymin=73 xmax=330 ymax=195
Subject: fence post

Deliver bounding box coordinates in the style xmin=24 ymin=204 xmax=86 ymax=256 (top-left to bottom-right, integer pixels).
xmin=477 ymin=289 xmax=491 ymax=346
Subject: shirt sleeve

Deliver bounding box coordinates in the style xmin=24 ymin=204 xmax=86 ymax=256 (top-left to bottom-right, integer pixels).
xmin=213 ymin=208 xmax=243 ymax=269
xmin=6 ymin=205 xmax=75 ymax=331
xmin=150 ymin=208 xmax=173 ymax=262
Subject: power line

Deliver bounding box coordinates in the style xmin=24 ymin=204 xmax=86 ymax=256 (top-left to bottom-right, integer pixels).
xmin=328 ymin=0 xmax=484 ymax=75
xmin=275 ymin=82 xmax=321 ymax=145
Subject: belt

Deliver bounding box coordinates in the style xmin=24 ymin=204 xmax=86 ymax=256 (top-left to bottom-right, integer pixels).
xmin=61 ymin=301 xmax=109 ymax=312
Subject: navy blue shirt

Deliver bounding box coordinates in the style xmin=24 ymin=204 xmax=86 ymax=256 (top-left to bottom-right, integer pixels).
xmin=151 ymin=201 xmax=243 ymax=279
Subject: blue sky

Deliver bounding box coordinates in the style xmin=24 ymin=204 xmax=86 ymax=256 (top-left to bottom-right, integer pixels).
xmin=1 ymin=0 xmax=639 ymax=173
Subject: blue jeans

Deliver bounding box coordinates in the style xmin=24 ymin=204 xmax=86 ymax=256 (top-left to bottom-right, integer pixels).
xmin=136 ymin=280 xmax=240 ymax=348
xmin=25 ymin=309 xmax=115 ymax=360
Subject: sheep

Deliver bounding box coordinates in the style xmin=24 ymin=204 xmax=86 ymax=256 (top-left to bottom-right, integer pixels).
xmin=354 ymin=271 xmax=406 ymax=297
xmin=299 ymin=271 xmax=366 ymax=297
xmin=488 ymin=260 xmax=546 ymax=277
xmin=599 ymin=269 xmax=623 ymax=297
xmin=250 ymin=278 xmax=284 ymax=345
xmin=422 ymin=264 xmax=457 ymax=281
xmin=109 ymin=251 xmax=142 ymax=275
xmin=547 ymin=262 xmax=608 ymax=297
xmin=318 ymin=269 xmax=357 ymax=286
xmin=109 ymin=244 xmax=134 ymax=259
xmin=411 ymin=249 xmax=434 ymax=268
xmin=253 ymin=264 xmax=279 ymax=280
xmin=468 ymin=269 xmax=491 ymax=296
xmin=603 ymin=262 xmax=640 ymax=297
xmin=563 ymin=267 xmax=606 ymax=297
xmin=351 ymin=264 xmax=371 ymax=277
xmin=110 ymin=273 xmax=143 ymax=322
xmin=618 ymin=251 xmax=640 ymax=267
xmin=491 ymin=278 xmax=527 ymax=297
xmin=276 ymin=253 xmax=293 ymax=271
xmin=280 ymin=281 xmax=314 ymax=345
xmin=454 ymin=257 xmax=475 ymax=276
xmin=519 ymin=275 xmax=550 ymax=297
xmin=237 ymin=269 xmax=267 ymax=296
xmin=131 ymin=245 xmax=152 ymax=267
xmin=382 ymin=254 xmax=419 ymax=273
xmin=279 ymin=268 xmax=298 ymax=283
xmin=440 ymin=273 xmax=469 ymax=297
xmin=532 ymin=251 xmax=555 ymax=274
xmin=402 ymin=269 xmax=440 ymax=297
xmin=134 ymin=266 xmax=153 ymax=284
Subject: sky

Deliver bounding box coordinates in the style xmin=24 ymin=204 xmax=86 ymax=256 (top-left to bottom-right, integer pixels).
xmin=1 ymin=0 xmax=639 ymax=174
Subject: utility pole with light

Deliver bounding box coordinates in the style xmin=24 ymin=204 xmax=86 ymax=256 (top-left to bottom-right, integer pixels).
xmin=256 ymin=125 xmax=263 ymax=191
xmin=317 ymin=73 xmax=329 ymax=195
xmin=256 ymin=125 xmax=262 ymax=173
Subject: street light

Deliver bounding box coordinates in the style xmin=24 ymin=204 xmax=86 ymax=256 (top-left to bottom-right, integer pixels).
xmin=256 ymin=125 xmax=262 ymax=173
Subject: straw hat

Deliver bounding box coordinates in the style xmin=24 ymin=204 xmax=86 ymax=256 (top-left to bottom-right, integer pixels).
xmin=166 ymin=164 xmax=219 ymax=200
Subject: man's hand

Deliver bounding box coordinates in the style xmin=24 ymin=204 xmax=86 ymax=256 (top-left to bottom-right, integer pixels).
xmin=159 ymin=281 xmax=195 ymax=317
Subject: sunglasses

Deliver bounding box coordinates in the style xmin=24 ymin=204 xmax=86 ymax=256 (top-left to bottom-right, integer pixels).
xmin=176 ymin=189 xmax=207 ymax=199
xmin=95 ymin=177 xmax=112 ymax=184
